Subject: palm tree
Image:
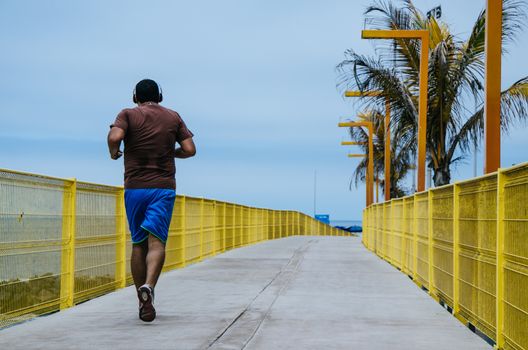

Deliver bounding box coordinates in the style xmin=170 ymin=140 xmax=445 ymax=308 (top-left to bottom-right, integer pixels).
xmin=347 ymin=110 xmax=412 ymax=198
xmin=337 ymin=0 xmax=528 ymax=186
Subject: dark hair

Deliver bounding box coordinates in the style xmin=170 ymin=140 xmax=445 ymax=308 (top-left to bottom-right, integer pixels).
xmin=134 ymin=79 xmax=161 ymax=103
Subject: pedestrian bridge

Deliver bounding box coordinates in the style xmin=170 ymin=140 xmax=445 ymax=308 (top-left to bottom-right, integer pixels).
xmin=1 ymin=236 xmax=489 ymax=350
xmin=1 ymin=166 xmax=527 ymax=349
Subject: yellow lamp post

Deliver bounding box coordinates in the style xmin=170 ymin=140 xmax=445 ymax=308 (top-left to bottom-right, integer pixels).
xmin=486 ymin=2 xmax=504 ymax=350
xmin=341 ymin=141 xmax=367 ymax=146
xmin=361 ymin=30 xmax=429 ymax=192
xmin=339 ymin=121 xmax=374 ymax=206
xmin=484 ymin=0 xmax=502 ymax=174
xmin=345 ymin=90 xmax=391 ymax=200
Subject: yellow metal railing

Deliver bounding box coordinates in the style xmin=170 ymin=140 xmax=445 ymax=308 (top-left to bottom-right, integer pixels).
xmin=363 ymin=162 xmax=528 ymax=350
xmin=0 ymin=168 xmax=345 ymax=328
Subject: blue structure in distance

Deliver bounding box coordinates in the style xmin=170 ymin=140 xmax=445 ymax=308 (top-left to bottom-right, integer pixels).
xmin=315 ymin=214 xmax=330 ymax=224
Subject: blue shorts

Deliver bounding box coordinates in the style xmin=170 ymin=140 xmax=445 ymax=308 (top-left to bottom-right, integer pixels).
xmin=124 ymin=189 xmax=176 ymax=244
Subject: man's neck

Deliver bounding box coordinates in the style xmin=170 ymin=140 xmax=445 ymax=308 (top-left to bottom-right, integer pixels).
xmin=139 ymin=101 xmax=159 ymax=106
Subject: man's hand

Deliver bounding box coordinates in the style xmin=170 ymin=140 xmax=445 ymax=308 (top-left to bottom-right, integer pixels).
xmin=175 ymin=137 xmax=196 ymax=159
xmin=111 ymin=150 xmax=123 ymax=160
xmin=108 ymin=127 xmax=125 ymax=160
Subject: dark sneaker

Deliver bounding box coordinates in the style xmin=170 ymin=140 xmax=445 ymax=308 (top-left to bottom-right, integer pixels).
xmin=138 ymin=285 xmax=156 ymax=322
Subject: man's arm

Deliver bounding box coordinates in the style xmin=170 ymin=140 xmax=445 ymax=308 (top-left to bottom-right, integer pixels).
xmin=174 ymin=137 xmax=196 ymax=159
xmin=107 ymin=127 xmax=125 ymax=160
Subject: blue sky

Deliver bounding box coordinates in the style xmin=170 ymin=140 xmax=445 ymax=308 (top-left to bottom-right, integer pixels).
xmin=0 ymin=0 xmax=526 ymax=220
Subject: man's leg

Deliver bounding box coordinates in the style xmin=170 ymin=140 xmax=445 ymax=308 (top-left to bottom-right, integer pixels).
xmin=136 ymin=234 xmax=164 ymax=322
xmin=145 ymin=234 xmax=166 ymax=288
xmin=131 ymin=239 xmax=148 ymax=290
xmin=136 ymin=189 xmax=174 ymax=322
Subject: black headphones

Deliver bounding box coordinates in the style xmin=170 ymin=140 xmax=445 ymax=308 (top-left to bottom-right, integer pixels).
xmin=133 ymin=81 xmax=163 ymax=104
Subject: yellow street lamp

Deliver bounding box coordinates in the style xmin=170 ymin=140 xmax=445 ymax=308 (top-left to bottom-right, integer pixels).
xmin=339 ymin=121 xmax=374 ymax=206
xmin=361 ymin=30 xmax=429 ymax=192
xmin=341 ymin=141 xmax=367 ymax=146
xmin=486 ymin=2 xmax=504 ymax=349
xmin=484 ymin=0 xmax=502 ymax=174
xmin=345 ymin=90 xmax=391 ymax=201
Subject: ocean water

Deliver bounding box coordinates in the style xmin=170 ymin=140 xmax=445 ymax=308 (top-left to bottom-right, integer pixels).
xmin=330 ymin=220 xmax=362 ymax=235
xmin=330 ymin=220 xmax=362 ymax=228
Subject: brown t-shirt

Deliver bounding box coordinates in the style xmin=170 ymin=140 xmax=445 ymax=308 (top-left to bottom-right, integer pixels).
xmin=111 ymin=103 xmax=193 ymax=189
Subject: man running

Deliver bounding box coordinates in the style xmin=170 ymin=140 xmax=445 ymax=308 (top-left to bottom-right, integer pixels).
xmin=107 ymin=79 xmax=196 ymax=322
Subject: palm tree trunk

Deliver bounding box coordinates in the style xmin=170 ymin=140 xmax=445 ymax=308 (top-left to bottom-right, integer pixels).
xmin=433 ymin=164 xmax=451 ymax=187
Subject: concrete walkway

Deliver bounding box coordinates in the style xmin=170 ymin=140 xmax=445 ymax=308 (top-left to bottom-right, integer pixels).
xmin=0 ymin=236 xmax=489 ymax=350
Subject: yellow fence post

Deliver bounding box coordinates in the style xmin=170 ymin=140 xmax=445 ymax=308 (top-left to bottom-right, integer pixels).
xmin=240 ymin=206 xmax=244 ymax=245
xmin=115 ymin=187 xmax=126 ymax=289
xmin=428 ymin=190 xmax=435 ymax=297
xmin=257 ymin=208 xmax=260 ymax=242
xmin=278 ymin=211 xmax=281 ymax=238
xmin=260 ymin=209 xmax=263 ymax=241
xmin=496 ymin=169 xmax=505 ymax=349
xmin=252 ymin=208 xmax=255 ymax=243
xmin=270 ymin=210 xmax=273 ymax=239
xmin=453 ymin=183 xmax=460 ymax=318
xmin=199 ymin=198 xmax=204 ymax=260
xmin=275 ymin=212 xmax=278 ymax=238
xmin=286 ymin=212 xmax=289 ymax=237
xmin=212 ymin=200 xmax=217 ymax=255
xmin=413 ymin=195 xmax=418 ymax=281
xmin=272 ymin=210 xmax=275 ymax=239
xmin=371 ymin=208 xmax=374 ymax=246
xmin=60 ymin=178 xmax=76 ymax=310
xmin=256 ymin=209 xmax=259 ymax=242
xmin=233 ymin=206 xmax=238 ymax=247
xmin=237 ymin=206 xmax=240 ymax=245
xmin=258 ymin=209 xmax=261 ymax=241
xmin=266 ymin=210 xmax=269 ymax=240
xmin=368 ymin=208 xmax=371 ymax=247
xmin=237 ymin=206 xmax=241 ymax=245
xmin=375 ymin=207 xmax=378 ymax=252
xmin=277 ymin=211 xmax=280 ymax=238
xmin=299 ymin=213 xmax=303 ymax=236
xmin=282 ymin=212 xmax=285 ymax=238
xmin=222 ymin=202 xmax=226 ymax=252
xmin=290 ymin=211 xmax=295 ymax=236
xmin=262 ymin=209 xmax=269 ymax=241
xmin=181 ymin=196 xmax=187 ymax=266
xmin=297 ymin=212 xmax=300 ymax=236
xmin=281 ymin=211 xmax=283 ymax=238
xmin=291 ymin=212 xmax=294 ymax=236
xmin=389 ymin=202 xmax=394 ymax=265
xmin=271 ymin=210 xmax=274 ymax=239
xmin=290 ymin=212 xmax=293 ymax=236
xmin=382 ymin=203 xmax=386 ymax=260
xmin=365 ymin=209 xmax=369 ymax=247
xmin=362 ymin=210 xmax=366 ymax=246
xmin=401 ymin=200 xmax=406 ymax=271
xmin=249 ymin=207 xmax=252 ymax=244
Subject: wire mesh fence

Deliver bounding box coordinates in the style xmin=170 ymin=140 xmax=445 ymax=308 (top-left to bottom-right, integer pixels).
xmin=362 ymin=163 xmax=528 ymax=350
xmin=0 ymin=169 xmax=345 ymax=329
